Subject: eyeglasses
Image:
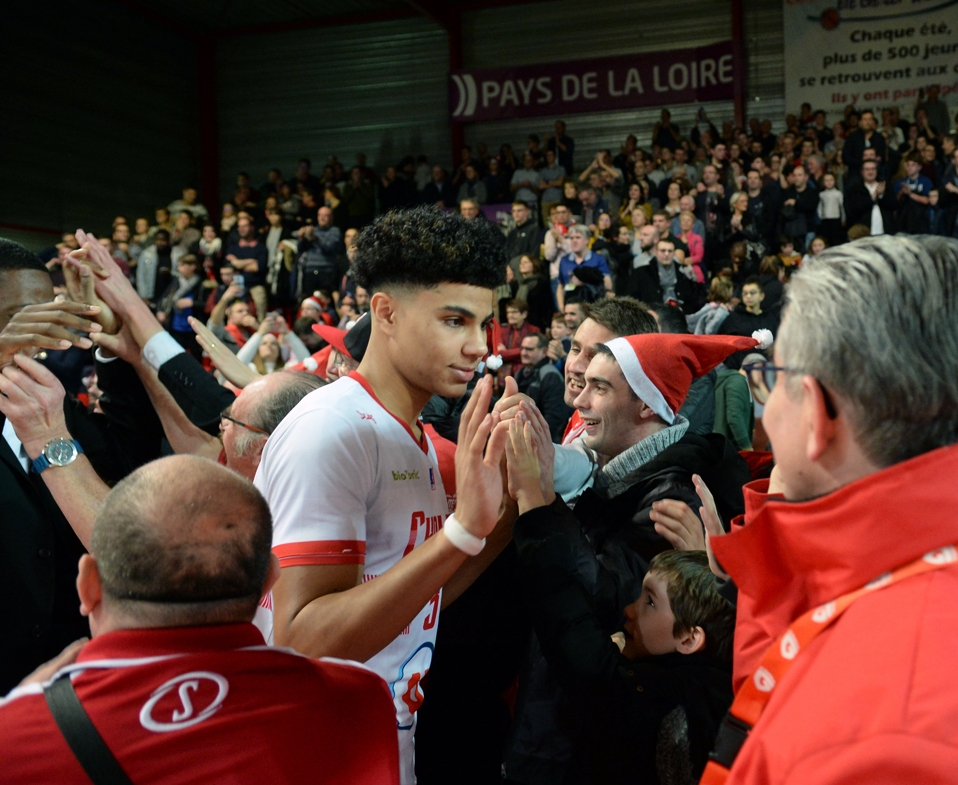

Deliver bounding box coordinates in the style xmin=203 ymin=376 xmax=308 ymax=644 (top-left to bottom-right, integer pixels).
xmin=742 ymin=360 xmax=792 ymax=392
xmin=220 ymin=406 xmax=270 ymax=436
xmin=741 ymin=361 xmax=837 ymax=418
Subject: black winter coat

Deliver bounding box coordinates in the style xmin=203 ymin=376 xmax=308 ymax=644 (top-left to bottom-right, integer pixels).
xmin=513 ymin=500 xmax=733 ymax=784
xmin=503 ymin=432 xmax=748 ymax=784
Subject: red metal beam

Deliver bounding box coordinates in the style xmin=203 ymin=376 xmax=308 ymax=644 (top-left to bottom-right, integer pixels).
xmin=0 ymin=222 xmax=61 ymax=236
xmin=731 ymin=0 xmax=746 ymax=129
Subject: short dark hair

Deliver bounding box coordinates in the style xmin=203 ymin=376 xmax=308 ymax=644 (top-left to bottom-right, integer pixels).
xmin=584 ymin=297 xmax=658 ymax=338
xmin=648 ymin=550 xmax=735 ymax=662
xmin=155 ymin=229 xmax=171 ymax=242
xmin=522 ymin=332 xmax=549 ymax=350
xmin=0 ymin=238 xmax=49 ymax=275
xmin=293 ymin=316 xmax=319 ymax=335
xmin=92 ymin=458 xmax=274 ymax=624
xmin=506 ymin=298 xmax=529 ymax=313
xmin=743 ymin=275 xmax=763 ymax=289
xmin=653 ymin=303 xmax=689 ymax=334
xmin=353 ymin=207 xmax=505 ymax=293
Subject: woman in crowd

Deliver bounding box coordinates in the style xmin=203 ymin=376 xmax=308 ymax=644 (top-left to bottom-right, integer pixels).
xmin=512 ymin=255 xmax=553 ymax=331
xmin=676 ymin=210 xmax=705 ymax=283
xmin=663 ymin=181 xmax=684 ymax=219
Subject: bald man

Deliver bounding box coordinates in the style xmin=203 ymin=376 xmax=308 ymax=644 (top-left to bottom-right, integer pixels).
xmin=0 ymin=456 xmax=400 ymax=785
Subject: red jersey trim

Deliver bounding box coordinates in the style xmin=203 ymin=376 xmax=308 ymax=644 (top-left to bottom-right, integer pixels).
xmin=348 ymin=371 xmax=429 ymax=455
xmin=273 ymin=540 xmax=366 ymax=567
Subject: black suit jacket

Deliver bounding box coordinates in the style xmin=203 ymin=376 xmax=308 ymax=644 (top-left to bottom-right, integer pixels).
xmin=0 ymin=358 xmax=162 ymax=692
xmin=844 ymin=180 xmax=897 ymax=230
xmin=158 ymin=352 xmax=237 ymax=433
xmin=629 ymin=260 xmax=705 ymax=314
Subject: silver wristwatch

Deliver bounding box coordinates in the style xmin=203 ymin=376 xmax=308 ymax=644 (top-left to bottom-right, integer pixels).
xmin=31 ymin=437 xmax=84 ymax=473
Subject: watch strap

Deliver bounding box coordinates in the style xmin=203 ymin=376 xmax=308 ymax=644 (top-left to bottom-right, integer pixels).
xmin=31 ymin=439 xmax=83 ymax=474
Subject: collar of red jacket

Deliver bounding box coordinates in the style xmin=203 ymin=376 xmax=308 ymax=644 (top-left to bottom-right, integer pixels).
xmin=76 ymin=623 xmax=266 ymax=663
xmin=713 ymin=443 xmax=958 ymax=613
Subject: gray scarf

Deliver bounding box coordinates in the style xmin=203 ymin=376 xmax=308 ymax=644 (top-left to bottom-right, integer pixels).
xmin=594 ymin=417 xmax=690 ymax=498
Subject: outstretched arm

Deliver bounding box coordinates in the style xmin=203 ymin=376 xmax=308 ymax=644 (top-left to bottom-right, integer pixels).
xmin=0 ymin=355 xmax=110 ymax=549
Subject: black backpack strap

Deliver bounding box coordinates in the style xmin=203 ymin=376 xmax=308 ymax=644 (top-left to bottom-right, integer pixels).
xmin=44 ymin=674 xmax=135 ymax=785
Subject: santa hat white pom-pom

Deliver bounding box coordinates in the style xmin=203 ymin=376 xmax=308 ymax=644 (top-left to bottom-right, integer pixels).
xmin=485 ymin=354 xmax=503 ymax=371
xmin=752 ymin=329 xmax=774 ymax=351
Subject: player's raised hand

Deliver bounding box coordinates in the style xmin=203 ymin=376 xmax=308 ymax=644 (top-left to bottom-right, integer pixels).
xmin=454 ymin=374 xmax=509 ymax=539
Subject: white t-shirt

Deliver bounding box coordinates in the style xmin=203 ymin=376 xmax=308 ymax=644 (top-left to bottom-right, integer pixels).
xmin=254 ymin=373 xmax=448 ymax=785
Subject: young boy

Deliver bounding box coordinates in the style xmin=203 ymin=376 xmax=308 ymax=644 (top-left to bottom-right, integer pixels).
xmin=776 ymin=235 xmax=801 ymax=268
xmin=255 ymin=207 xmax=510 ymax=784
xmin=505 ymin=415 xmax=734 ymax=784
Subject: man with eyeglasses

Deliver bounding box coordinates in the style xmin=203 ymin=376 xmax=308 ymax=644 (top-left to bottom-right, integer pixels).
xmin=658 ymin=236 xmax=958 ymax=785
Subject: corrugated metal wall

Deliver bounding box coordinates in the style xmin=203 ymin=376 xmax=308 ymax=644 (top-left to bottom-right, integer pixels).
xmin=1 ymin=1 xmax=200 ymax=242
xmin=215 ymin=18 xmax=450 ymax=198
xmin=743 ymin=0 xmax=786 ymax=127
xmin=460 ymin=0 xmax=786 ymax=173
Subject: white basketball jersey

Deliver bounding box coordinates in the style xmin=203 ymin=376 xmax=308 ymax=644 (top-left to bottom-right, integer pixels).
xmin=254 ymin=373 xmax=448 ymax=784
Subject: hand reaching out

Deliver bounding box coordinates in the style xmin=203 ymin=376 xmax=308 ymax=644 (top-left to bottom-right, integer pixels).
xmin=189 ymin=317 xmax=260 ymax=389
xmin=648 ymin=473 xmax=728 ymax=579
xmin=0 ymin=354 xmax=70 ymax=457
xmin=62 ymin=253 xmax=118 ymax=335
xmin=0 ymin=300 xmax=102 ymax=369
xmin=504 ymin=415 xmax=549 ymax=514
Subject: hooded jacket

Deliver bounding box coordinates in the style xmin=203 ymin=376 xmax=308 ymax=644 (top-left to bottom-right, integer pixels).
xmin=711 ymin=444 xmax=958 ymax=785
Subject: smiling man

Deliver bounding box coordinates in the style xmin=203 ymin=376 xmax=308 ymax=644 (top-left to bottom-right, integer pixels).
xmin=254 ymin=207 xmax=509 ymax=784
xmin=704 ymin=236 xmax=958 ymax=785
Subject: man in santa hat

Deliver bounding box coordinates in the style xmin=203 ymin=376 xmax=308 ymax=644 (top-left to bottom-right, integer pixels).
xmin=502 ymin=329 xmax=766 ymax=784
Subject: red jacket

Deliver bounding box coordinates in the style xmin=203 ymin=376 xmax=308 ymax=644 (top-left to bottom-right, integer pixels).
xmin=711 ymin=444 xmax=958 ymax=784
xmin=0 ymin=623 xmax=400 ymax=784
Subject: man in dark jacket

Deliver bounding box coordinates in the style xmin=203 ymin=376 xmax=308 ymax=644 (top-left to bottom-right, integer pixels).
xmin=501 ymin=332 xmax=757 ymax=784
xmin=842 ymin=110 xmax=887 ymax=176
xmin=844 ymin=159 xmax=897 ymax=233
xmin=0 ymin=241 xmax=164 ymax=692
xmin=504 ymin=202 xmax=541 ymax=271
xmin=515 ymin=334 xmax=573 ymax=442
xmin=630 ymin=239 xmax=704 ymax=314
xmin=778 ymin=164 xmax=818 ymax=253
xmin=296 ymin=206 xmax=344 ymax=299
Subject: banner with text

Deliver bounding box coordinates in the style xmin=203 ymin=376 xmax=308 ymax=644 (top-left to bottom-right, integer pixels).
xmin=783 ymin=0 xmax=958 ymax=120
xmin=449 ymin=41 xmax=736 ymax=123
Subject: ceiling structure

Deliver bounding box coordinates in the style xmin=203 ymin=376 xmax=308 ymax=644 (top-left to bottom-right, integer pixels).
xmin=117 ymin=0 xmax=548 ymax=37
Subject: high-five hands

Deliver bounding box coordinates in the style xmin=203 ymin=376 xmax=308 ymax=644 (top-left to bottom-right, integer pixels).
xmin=453 ymin=375 xmax=510 ymax=539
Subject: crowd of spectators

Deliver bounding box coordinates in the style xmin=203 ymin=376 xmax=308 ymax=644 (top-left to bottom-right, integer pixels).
xmin=2 ymin=88 xmax=957 ymax=785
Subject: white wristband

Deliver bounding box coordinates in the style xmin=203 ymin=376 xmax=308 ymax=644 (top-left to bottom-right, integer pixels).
xmin=443 ymin=514 xmax=486 ymax=556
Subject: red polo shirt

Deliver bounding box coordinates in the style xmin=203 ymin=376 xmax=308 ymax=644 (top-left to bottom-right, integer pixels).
xmin=0 ymin=623 xmax=399 ymax=784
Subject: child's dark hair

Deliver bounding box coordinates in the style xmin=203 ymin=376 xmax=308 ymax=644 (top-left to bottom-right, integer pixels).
xmin=353 ymin=206 xmax=506 ymax=293
xmin=647 ymin=550 xmax=735 ymax=662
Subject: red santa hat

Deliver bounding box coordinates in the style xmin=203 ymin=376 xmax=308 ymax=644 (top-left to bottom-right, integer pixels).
xmin=604 ymin=330 xmax=773 ymax=425
xmin=484 ymin=318 xmax=503 ymax=371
